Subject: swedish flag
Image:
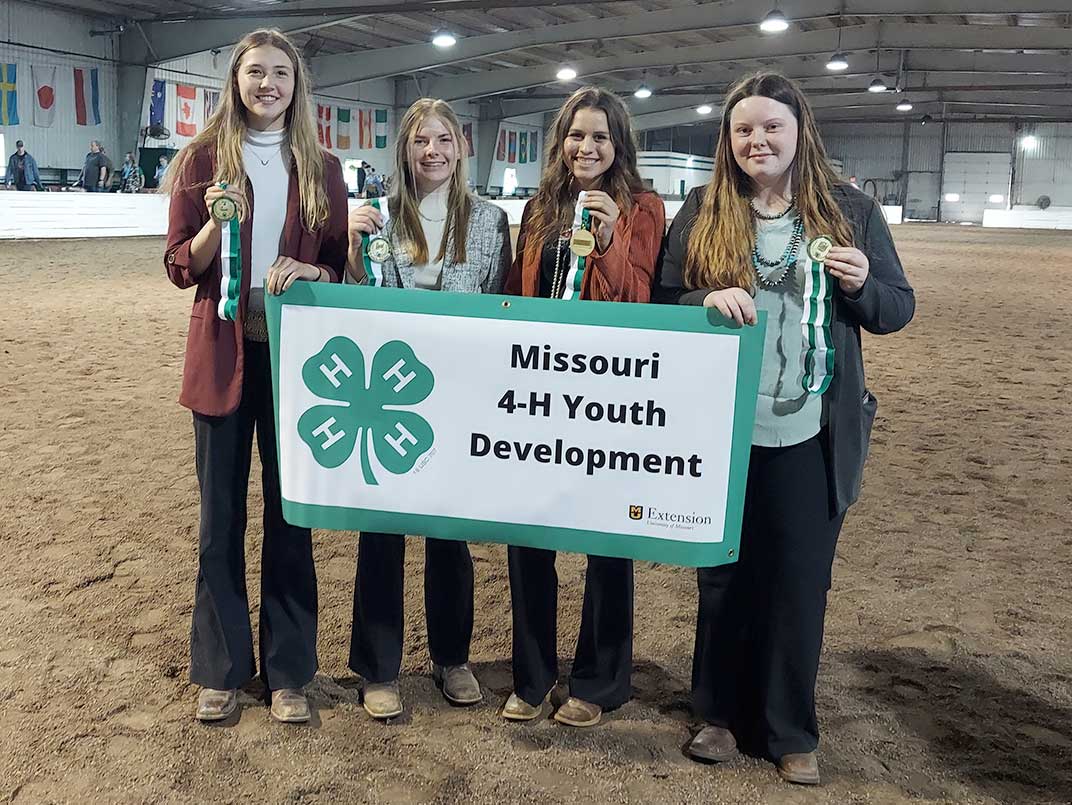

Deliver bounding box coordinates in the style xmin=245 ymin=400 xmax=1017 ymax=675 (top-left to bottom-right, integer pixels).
xmin=0 ymin=63 xmax=19 ymax=126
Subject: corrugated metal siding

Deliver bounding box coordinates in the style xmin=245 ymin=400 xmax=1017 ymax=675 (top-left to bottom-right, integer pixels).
xmin=946 ymin=122 xmax=1014 ymax=153
xmin=907 ymin=126 xmax=942 ymax=172
xmin=0 ymin=0 xmax=119 ymax=172
xmin=1016 ymin=122 xmax=1072 ymax=206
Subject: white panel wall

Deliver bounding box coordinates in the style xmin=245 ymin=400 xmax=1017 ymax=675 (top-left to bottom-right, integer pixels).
xmin=1016 ymin=123 xmax=1072 ymax=207
xmin=940 ymin=152 xmax=1012 ymax=224
xmin=0 ymin=0 xmax=119 ymax=172
xmin=638 ymin=151 xmax=713 ymax=197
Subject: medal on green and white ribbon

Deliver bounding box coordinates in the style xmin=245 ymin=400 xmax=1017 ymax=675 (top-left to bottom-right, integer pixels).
xmin=801 ymin=243 xmax=835 ymax=394
xmin=360 ymin=197 xmax=392 ymax=286
xmin=561 ymin=192 xmax=593 ymax=300
xmin=214 ymin=182 xmax=241 ymax=321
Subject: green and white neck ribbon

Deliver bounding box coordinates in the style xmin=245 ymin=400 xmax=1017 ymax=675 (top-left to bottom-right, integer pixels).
xmin=216 ymin=186 xmax=241 ymax=321
xmin=560 ymin=192 xmax=592 ymax=301
xmin=361 ymin=197 xmax=391 ymax=286
xmin=801 ymin=257 xmax=835 ymax=394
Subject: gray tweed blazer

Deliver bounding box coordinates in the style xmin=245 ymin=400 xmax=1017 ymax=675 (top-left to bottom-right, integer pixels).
xmin=366 ymin=197 xmax=511 ymax=294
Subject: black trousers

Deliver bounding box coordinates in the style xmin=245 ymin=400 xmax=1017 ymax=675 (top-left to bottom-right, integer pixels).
xmin=508 ymin=546 xmax=633 ymax=709
xmin=349 ymin=533 xmax=474 ymax=683
xmin=692 ymin=434 xmax=844 ymax=759
xmin=189 ymin=341 xmax=318 ymax=691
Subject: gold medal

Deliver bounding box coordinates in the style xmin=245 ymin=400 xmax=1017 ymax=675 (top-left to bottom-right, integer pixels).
xmin=366 ymin=235 xmax=392 ymax=263
xmin=211 ymin=196 xmax=237 ymax=222
xmin=808 ymin=235 xmax=834 ymax=263
xmin=569 ymin=228 xmax=595 ymax=258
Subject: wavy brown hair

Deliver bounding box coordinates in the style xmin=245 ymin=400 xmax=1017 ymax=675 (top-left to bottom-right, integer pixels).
xmin=526 ymin=86 xmax=648 ymax=246
xmin=684 ymin=72 xmax=853 ymax=291
xmin=388 ymin=98 xmax=473 ymax=266
xmin=161 ymin=29 xmax=331 ymax=232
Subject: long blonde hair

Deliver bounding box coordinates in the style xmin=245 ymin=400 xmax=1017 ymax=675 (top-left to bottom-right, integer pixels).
xmin=161 ymin=29 xmax=330 ymax=232
xmin=389 ymin=99 xmax=473 ymax=265
xmin=526 ymin=87 xmax=647 ymax=247
xmin=684 ymin=72 xmax=853 ymax=291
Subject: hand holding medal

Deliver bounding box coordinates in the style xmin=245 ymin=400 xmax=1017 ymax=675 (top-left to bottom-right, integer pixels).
xmin=577 ymin=190 xmax=620 ymax=253
xmin=819 ymin=242 xmax=870 ymax=294
xmin=204 ymin=182 xmax=246 ymax=225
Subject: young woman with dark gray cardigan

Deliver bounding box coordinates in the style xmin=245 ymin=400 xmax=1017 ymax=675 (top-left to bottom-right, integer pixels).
xmin=655 ymin=73 xmax=914 ymax=786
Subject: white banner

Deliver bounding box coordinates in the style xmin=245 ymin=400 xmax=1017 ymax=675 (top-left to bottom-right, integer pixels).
xmin=268 ymin=285 xmax=766 ymax=566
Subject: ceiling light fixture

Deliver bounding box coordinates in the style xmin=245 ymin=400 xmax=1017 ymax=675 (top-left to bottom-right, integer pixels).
xmin=634 ymin=86 xmax=653 ymax=99
xmin=759 ymin=8 xmax=789 ymax=33
xmin=896 ymin=99 xmax=913 ymax=111
xmin=868 ymin=77 xmax=888 ymax=93
xmin=696 ymin=104 xmax=713 ymax=115
xmin=826 ymin=52 xmax=849 ymax=71
xmin=556 ymin=66 xmax=578 ymax=81
xmin=432 ymin=32 xmax=457 ymax=48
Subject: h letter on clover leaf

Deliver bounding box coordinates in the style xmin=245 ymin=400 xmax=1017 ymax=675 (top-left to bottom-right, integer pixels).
xmin=297 ymin=337 xmax=435 ymax=485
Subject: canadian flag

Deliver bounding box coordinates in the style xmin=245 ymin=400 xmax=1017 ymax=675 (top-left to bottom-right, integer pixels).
xmin=176 ymin=84 xmax=197 ymax=137
xmin=317 ymin=104 xmax=332 ymax=149
xmin=32 ymin=65 xmax=56 ymax=128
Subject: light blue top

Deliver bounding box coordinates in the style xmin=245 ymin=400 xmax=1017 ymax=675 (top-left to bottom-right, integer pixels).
xmin=751 ymin=214 xmax=823 ymax=448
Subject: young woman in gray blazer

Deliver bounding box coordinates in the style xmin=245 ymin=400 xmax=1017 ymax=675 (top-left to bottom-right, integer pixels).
xmin=344 ymin=98 xmax=511 ymax=720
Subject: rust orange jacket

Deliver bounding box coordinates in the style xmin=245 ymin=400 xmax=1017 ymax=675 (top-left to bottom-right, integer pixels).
xmin=504 ymin=190 xmax=665 ymax=303
xmin=164 ymin=147 xmax=349 ymax=417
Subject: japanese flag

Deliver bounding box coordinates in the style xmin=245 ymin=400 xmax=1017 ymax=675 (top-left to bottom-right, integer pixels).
xmin=33 ymin=65 xmax=56 ymax=128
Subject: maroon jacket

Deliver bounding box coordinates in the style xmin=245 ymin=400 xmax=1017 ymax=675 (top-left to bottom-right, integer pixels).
xmin=165 ymin=146 xmax=349 ymax=416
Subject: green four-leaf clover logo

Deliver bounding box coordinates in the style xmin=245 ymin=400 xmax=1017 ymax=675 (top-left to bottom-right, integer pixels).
xmin=297 ymin=336 xmax=435 ymax=485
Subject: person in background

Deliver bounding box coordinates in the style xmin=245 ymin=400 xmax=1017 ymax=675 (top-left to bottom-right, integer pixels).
xmin=119 ymin=152 xmax=144 ymax=193
xmin=5 ymin=140 xmax=42 ymax=191
xmin=656 ymin=71 xmax=914 ymax=786
xmin=99 ymin=146 xmax=115 ymax=191
xmin=343 ymin=97 xmax=511 ymax=721
xmin=78 ymin=141 xmax=108 ymax=192
xmin=155 ymin=155 xmax=170 ymax=185
xmin=356 ymin=159 xmax=367 ymax=195
xmin=364 ymin=165 xmax=385 ymax=197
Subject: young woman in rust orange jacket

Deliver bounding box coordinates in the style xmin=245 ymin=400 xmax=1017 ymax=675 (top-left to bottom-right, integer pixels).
xmin=501 ymin=86 xmax=664 ymax=727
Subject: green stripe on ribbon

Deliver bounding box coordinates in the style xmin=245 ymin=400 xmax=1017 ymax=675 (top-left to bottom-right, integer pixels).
xmin=360 ymin=197 xmax=386 ymax=286
xmin=217 ymin=215 xmax=241 ymax=321
xmin=801 ymin=258 xmax=834 ymax=395
xmin=561 ymin=202 xmax=591 ymax=301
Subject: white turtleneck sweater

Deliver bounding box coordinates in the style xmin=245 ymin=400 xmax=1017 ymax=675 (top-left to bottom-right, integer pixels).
xmin=243 ymin=128 xmax=288 ymax=310
xmin=413 ymin=182 xmax=450 ymax=290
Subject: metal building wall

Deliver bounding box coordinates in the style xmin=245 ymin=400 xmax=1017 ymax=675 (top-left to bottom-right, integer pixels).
xmin=0 ymin=0 xmax=119 ymax=173
xmin=1016 ymin=122 xmax=1072 ymax=207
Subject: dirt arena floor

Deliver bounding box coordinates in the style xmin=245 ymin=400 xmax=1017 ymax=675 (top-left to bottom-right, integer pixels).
xmin=1 ymin=224 xmax=1070 ymax=805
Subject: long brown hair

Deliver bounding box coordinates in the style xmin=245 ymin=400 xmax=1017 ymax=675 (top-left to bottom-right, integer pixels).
xmin=389 ymin=98 xmax=473 ymax=266
xmin=161 ymin=29 xmax=331 ymax=232
xmin=526 ymin=86 xmax=647 ymax=247
xmin=684 ymin=72 xmax=853 ymax=291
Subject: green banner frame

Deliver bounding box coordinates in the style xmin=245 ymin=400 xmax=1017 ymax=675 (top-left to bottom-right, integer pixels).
xmin=267 ymin=283 xmax=766 ymax=568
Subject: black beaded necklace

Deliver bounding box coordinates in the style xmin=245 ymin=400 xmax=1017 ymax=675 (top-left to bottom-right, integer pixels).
xmin=752 ymin=213 xmax=804 ymax=289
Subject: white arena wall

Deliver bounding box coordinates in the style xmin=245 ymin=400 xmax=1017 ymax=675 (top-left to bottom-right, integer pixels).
xmin=0 ymin=192 xmax=905 ymax=240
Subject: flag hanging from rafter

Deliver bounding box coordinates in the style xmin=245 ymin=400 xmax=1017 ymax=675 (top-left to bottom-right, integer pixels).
xmin=204 ymin=89 xmax=221 ymax=121
xmin=317 ymin=104 xmax=332 ymax=148
xmin=175 ymin=84 xmax=197 ymax=137
xmin=149 ymin=79 xmax=165 ymax=126
xmin=32 ymin=65 xmax=56 ymax=128
xmin=0 ymin=63 xmax=19 ymax=126
xmin=374 ymin=108 xmax=387 ymax=148
xmin=336 ymin=107 xmax=351 ymax=149
xmin=359 ymin=108 xmax=373 ymax=149
xmin=73 ymin=67 xmax=101 ymax=126
xmin=462 ymin=122 xmax=475 ymax=157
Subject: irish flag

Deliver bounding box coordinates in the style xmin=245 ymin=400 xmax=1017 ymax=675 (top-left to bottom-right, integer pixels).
xmin=336 ymin=107 xmax=351 ymax=149
xmin=73 ymin=67 xmax=100 ymax=126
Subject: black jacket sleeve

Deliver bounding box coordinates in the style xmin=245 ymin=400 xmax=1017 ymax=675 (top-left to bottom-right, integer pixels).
xmin=839 ymin=194 xmax=916 ymax=334
xmin=653 ymin=186 xmax=713 ymax=306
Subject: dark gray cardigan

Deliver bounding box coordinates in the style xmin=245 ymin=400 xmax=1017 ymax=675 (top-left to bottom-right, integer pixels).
xmin=655 ymin=183 xmax=915 ymax=515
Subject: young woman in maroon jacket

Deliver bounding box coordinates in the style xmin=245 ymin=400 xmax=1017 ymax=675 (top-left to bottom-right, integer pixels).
xmin=163 ymin=29 xmax=348 ymax=724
